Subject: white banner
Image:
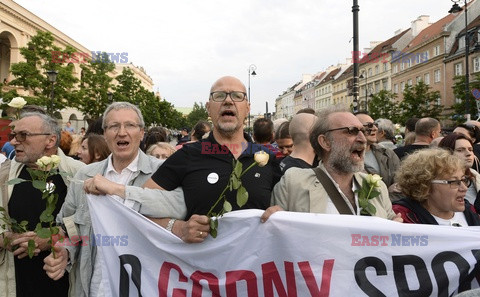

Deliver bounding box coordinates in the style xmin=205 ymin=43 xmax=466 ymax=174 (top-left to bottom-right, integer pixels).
xmin=87 ymin=195 xmax=480 ymax=297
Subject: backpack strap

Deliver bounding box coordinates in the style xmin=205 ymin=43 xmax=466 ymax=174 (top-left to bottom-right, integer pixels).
xmin=312 ymin=167 xmax=354 ymax=215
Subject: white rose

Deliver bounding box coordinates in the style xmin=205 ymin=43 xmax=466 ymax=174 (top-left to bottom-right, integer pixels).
xmin=8 ymin=97 xmax=27 ymax=109
xmin=365 ymin=174 xmax=382 ymax=188
xmin=50 ymin=155 xmax=61 ymax=169
xmin=254 ymin=151 xmax=269 ymax=167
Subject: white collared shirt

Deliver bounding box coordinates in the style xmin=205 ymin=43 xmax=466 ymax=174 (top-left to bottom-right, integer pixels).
xmin=323 ymin=170 xmax=360 ymax=215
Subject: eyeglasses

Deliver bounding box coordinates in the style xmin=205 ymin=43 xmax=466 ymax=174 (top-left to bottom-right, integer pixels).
xmin=363 ymin=122 xmax=377 ymax=129
xmin=8 ymin=131 xmax=52 ymax=142
xmin=325 ymin=126 xmax=366 ymax=135
xmin=105 ymin=122 xmax=141 ymax=133
xmin=210 ymin=91 xmax=247 ymax=102
xmin=431 ymin=176 xmax=472 ymax=189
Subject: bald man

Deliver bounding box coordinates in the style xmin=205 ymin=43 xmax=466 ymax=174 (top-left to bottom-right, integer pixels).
xmin=279 ymin=112 xmax=318 ymax=173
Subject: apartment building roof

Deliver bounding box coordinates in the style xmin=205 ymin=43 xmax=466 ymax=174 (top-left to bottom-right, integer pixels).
xmin=403 ymin=14 xmax=456 ymax=51
xmin=447 ymin=14 xmax=480 ymax=58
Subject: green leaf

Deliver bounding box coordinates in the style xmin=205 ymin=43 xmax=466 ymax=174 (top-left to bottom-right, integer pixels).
xmin=7 ymin=178 xmax=27 ymax=186
xmin=366 ymin=203 xmax=377 ymax=215
xmin=233 ymin=160 xmax=243 ymax=178
xmin=223 ymin=201 xmax=232 ymax=213
xmin=36 ymin=227 xmax=52 ymax=239
xmin=236 ymin=186 xmax=248 ymax=208
xmin=231 ymin=175 xmax=241 ymax=190
xmin=210 ymin=227 xmax=217 ymax=238
xmin=39 ymin=210 xmax=54 ymax=223
xmin=32 ymin=180 xmax=46 ymax=191
xmin=27 ymin=239 xmax=36 ymax=259
xmin=209 ymin=218 xmax=218 ymax=238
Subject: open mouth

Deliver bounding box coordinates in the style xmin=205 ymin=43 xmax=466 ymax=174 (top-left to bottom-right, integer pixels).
xmin=351 ymin=147 xmax=365 ymax=160
xmin=117 ymin=140 xmax=130 ymax=148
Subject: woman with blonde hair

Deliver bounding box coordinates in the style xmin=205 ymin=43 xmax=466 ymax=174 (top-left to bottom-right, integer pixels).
xmin=393 ymin=148 xmax=480 ymax=226
xmin=146 ymin=142 xmax=176 ymax=160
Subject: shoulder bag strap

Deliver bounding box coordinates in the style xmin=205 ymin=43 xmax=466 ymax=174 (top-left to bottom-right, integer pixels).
xmin=312 ymin=167 xmax=354 ymax=215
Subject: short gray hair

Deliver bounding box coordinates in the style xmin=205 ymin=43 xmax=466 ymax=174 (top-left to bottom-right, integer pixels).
xmin=375 ymin=118 xmax=395 ymax=141
xmin=102 ymin=102 xmax=145 ymax=129
xmin=20 ymin=112 xmax=61 ymax=147
xmin=309 ymin=105 xmax=350 ymax=159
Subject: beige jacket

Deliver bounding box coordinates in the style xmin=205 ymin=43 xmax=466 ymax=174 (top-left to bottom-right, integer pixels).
xmin=0 ymin=149 xmax=84 ymax=297
xmin=272 ymin=163 xmax=396 ymax=220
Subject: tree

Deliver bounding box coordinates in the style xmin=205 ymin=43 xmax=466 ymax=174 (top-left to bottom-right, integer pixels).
xmin=113 ymin=67 xmax=142 ymax=104
xmin=9 ymin=31 xmax=78 ymax=115
xmin=186 ymin=102 xmax=208 ymax=128
xmin=450 ymin=73 xmax=480 ymax=124
xmin=368 ymin=90 xmax=400 ymax=123
xmin=397 ymin=82 xmax=444 ymax=124
xmin=73 ymin=52 xmax=115 ymax=119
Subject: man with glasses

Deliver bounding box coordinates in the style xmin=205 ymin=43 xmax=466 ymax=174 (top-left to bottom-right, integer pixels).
xmin=144 ymin=76 xmax=280 ymax=243
xmin=264 ymin=105 xmax=401 ymax=221
xmin=43 ymin=102 xmax=185 ymax=297
xmin=0 ymin=112 xmax=84 ymax=297
xmin=355 ymin=113 xmax=400 ymax=188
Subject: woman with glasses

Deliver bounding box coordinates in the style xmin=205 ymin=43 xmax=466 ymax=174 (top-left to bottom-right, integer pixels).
xmin=438 ymin=133 xmax=480 ymax=211
xmin=392 ymin=148 xmax=480 ymax=226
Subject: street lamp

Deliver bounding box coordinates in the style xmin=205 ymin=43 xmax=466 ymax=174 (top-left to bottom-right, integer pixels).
xmin=359 ymin=71 xmax=368 ymax=111
xmin=107 ymin=91 xmax=113 ymax=103
xmin=247 ymin=64 xmax=257 ymax=132
xmin=352 ymin=0 xmax=360 ymax=113
xmin=449 ymin=0 xmax=470 ymax=120
xmin=46 ymin=70 xmax=58 ymax=116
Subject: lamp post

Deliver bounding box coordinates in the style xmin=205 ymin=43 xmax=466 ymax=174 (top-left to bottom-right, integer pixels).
xmin=352 ymin=0 xmax=360 ymax=113
xmin=247 ymin=64 xmax=257 ymax=132
xmin=359 ymin=71 xmax=369 ymax=112
xmin=46 ymin=70 xmax=58 ymax=116
xmin=107 ymin=91 xmax=113 ymax=103
xmin=449 ymin=0 xmax=470 ymax=120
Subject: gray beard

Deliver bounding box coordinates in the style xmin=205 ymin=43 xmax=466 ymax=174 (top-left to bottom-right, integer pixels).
xmin=327 ymin=145 xmax=364 ymax=174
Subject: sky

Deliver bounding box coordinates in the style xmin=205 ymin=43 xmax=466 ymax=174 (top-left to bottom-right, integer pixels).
xmin=13 ymin=0 xmax=454 ymax=115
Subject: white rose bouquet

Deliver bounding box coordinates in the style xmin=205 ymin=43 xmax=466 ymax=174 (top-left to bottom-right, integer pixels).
xmin=207 ymin=151 xmax=269 ymax=238
xmin=0 ymin=155 xmax=65 ymax=258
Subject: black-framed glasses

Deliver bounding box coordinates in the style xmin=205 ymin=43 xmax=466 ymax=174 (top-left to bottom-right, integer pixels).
xmin=8 ymin=131 xmax=52 ymax=142
xmin=210 ymin=91 xmax=247 ymax=102
xmin=325 ymin=126 xmax=366 ymax=135
xmin=363 ymin=122 xmax=377 ymax=129
xmin=431 ymin=176 xmax=472 ymax=189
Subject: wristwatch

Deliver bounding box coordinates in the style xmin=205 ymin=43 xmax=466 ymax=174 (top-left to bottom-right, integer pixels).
xmin=166 ymin=219 xmax=176 ymax=232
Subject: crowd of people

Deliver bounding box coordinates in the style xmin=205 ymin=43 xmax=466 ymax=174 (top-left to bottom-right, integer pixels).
xmin=0 ymin=75 xmax=478 ymax=296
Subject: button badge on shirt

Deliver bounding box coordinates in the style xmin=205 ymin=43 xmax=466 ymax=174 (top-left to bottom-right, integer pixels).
xmin=207 ymin=172 xmax=219 ymax=184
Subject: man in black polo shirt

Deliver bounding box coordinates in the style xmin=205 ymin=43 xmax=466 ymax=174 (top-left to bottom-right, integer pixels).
xmin=144 ymin=76 xmax=280 ymax=242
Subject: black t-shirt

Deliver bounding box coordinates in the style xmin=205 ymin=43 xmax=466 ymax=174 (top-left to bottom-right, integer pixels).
xmin=152 ymin=133 xmax=281 ymax=220
xmin=393 ymin=144 xmax=430 ymax=160
xmin=279 ymin=156 xmax=317 ymax=174
xmin=8 ymin=166 xmax=69 ymax=297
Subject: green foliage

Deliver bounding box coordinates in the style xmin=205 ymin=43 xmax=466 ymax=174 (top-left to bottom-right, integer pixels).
xmin=368 ymin=90 xmax=400 ymax=123
xmin=8 ymin=31 xmax=79 ymax=114
xmin=186 ymin=102 xmax=209 ymax=128
xmin=73 ymin=52 xmax=115 ymax=119
xmin=450 ymin=73 xmax=480 ymax=124
xmin=397 ymin=81 xmax=444 ymax=124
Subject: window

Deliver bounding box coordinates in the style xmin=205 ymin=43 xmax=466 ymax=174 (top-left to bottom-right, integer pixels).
xmin=454 ymin=63 xmax=463 ymax=76
xmin=433 ymin=45 xmax=440 ymax=57
xmin=424 ymin=73 xmax=430 ymax=85
xmin=393 ymin=64 xmax=398 ymax=73
xmin=434 ymin=70 xmax=441 ymax=83
xmin=394 ymin=84 xmax=398 ymax=93
xmin=400 ymin=82 xmax=405 ymax=91
xmin=407 ymin=79 xmax=413 ymax=86
xmin=424 ymin=51 xmax=429 ymax=61
xmin=400 ymin=63 xmax=405 ymax=71
xmin=406 ymin=59 xmax=411 ymax=68
xmin=383 ymin=63 xmax=388 ymax=72
xmin=459 ymin=37 xmax=465 ymax=49
xmin=368 ymin=68 xmax=372 ymax=76
xmin=382 ymin=79 xmax=388 ymax=90
xmin=375 ymin=82 xmax=380 ymax=93
xmin=416 ymin=76 xmax=422 ymax=84
xmin=474 ymin=57 xmax=480 ymax=73
xmin=375 ymin=65 xmax=379 ymax=75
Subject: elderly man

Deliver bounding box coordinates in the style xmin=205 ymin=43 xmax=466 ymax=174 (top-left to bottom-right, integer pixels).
xmin=375 ymin=118 xmax=397 ymax=150
xmin=355 ymin=113 xmax=400 ymax=188
xmin=394 ymin=117 xmax=441 ymax=160
xmin=264 ymin=106 xmax=400 ymax=220
xmin=279 ymin=112 xmax=318 ymax=173
xmin=144 ymin=76 xmax=280 ymax=242
xmin=43 ymin=102 xmax=185 ymax=297
xmin=0 ymin=112 xmax=84 ymax=297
